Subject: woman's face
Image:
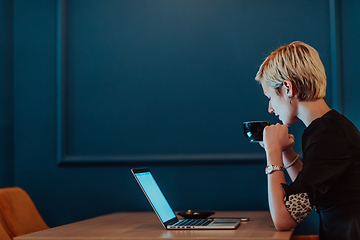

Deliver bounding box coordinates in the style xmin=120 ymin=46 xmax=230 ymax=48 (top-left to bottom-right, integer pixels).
xmin=261 ymin=81 xmax=297 ymax=126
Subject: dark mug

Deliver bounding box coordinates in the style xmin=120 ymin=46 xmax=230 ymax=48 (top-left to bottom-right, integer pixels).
xmin=243 ymin=121 xmax=270 ymax=142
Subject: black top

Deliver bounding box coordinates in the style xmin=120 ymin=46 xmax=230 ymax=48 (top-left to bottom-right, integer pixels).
xmin=282 ymin=110 xmax=360 ymax=239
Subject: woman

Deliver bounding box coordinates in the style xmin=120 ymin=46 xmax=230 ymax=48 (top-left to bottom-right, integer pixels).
xmin=255 ymin=41 xmax=360 ymax=239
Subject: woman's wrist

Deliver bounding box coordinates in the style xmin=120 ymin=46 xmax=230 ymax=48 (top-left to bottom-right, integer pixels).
xmin=266 ymin=149 xmax=283 ymax=166
xmin=284 ymin=154 xmax=299 ymax=169
xmin=282 ymin=147 xmax=296 ymax=164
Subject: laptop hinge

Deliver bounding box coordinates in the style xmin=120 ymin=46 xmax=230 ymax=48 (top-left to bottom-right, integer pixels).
xmin=164 ymin=217 xmax=179 ymax=226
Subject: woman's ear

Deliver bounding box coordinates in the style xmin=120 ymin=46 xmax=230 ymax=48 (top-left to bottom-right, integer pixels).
xmin=283 ymin=80 xmax=293 ymax=96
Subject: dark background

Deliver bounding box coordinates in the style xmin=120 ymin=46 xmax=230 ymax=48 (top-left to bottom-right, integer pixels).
xmin=1 ymin=0 xmax=359 ymax=235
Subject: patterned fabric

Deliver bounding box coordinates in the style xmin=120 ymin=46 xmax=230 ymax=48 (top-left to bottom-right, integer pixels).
xmin=284 ymin=193 xmax=312 ymax=223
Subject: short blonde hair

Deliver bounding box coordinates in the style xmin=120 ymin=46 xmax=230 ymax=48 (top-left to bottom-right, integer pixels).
xmin=255 ymin=41 xmax=326 ymax=101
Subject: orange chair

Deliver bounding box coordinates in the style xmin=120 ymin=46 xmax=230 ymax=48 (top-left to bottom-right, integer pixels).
xmin=0 ymin=187 xmax=49 ymax=238
xmin=291 ymin=235 xmax=319 ymax=240
xmin=0 ymin=208 xmax=12 ymax=240
xmin=0 ymin=224 xmax=11 ymax=240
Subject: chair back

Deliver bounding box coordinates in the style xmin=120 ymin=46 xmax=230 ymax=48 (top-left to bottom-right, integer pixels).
xmin=0 ymin=209 xmax=12 ymax=239
xmin=0 ymin=187 xmax=49 ymax=238
xmin=0 ymin=224 xmax=11 ymax=240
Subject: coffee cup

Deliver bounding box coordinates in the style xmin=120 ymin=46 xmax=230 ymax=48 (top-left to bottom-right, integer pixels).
xmin=243 ymin=121 xmax=270 ymax=142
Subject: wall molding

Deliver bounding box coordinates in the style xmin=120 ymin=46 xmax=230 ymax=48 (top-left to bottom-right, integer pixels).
xmin=55 ymin=1 xmax=336 ymax=165
xmin=56 ymin=0 xmax=66 ymax=165
xmin=55 ymin=0 xmax=266 ymax=165
xmin=61 ymin=153 xmax=267 ymax=165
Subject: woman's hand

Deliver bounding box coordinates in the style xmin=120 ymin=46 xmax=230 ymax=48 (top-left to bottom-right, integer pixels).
xmin=263 ymin=123 xmax=295 ymax=154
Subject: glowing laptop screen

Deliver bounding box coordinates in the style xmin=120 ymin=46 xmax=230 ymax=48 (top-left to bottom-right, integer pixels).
xmin=135 ymin=171 xmax=176 ymax=223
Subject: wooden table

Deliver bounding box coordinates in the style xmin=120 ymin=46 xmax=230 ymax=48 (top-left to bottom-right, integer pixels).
xmin=15 ymin=211 xmax=294 ymax=240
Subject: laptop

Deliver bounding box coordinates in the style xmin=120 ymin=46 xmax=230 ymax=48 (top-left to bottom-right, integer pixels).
xmin=131 ymin=167 xmax=241 ymax=230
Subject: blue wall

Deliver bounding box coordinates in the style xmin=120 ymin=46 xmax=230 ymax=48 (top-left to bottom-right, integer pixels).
xmin=0 ymin=0 xmax=14 ymax=188
xmin=1 ymin=0 xmax=359 ymax=236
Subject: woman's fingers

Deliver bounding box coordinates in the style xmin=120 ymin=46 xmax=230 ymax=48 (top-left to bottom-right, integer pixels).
xmin=263 ymin=124 xmax=294 ymax=152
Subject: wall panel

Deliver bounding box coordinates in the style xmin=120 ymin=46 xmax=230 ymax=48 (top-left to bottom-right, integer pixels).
xmin=341 ymin=0 xmax=360 ymax=127
xmin=57 ymin=0 xmax=330 ymax=164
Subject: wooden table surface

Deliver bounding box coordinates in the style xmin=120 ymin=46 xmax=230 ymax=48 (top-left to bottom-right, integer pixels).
xmin=14 ymin=211 xmax=294 ymax=240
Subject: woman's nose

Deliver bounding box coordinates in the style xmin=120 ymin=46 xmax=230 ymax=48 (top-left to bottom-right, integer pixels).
xmin=268 ymin=102 xmax=274 ymax=114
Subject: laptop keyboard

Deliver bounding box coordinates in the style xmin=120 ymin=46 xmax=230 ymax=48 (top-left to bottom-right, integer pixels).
xmin=174 ymin=219 xmax=213 ymax=227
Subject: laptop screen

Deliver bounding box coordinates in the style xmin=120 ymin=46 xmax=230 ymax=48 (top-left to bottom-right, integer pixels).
xmin=134 ymin=170 xmax=176 ymax=223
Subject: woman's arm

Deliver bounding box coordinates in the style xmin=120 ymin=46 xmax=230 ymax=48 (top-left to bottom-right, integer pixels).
xmin=282 ymin=147 xmax=303 ymax=182
xmin=266 ymin=149 xmax=298 ymax=230
xmin=263 ymin=124 xmax=298 ymax=230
